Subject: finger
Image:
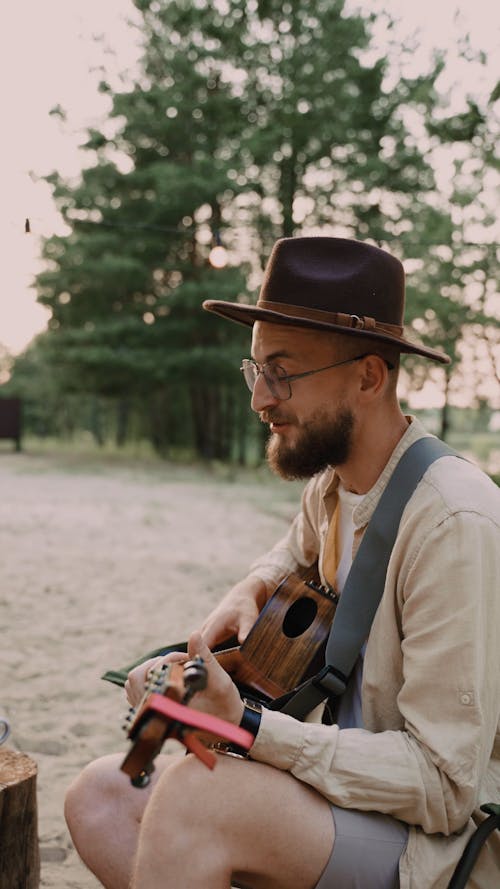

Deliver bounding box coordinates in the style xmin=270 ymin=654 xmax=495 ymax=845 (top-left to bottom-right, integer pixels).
xmin=187 ymin=630 xmax=213 ymax=663
xmin=237 ymin=610 xmax=258 ymax=644
xmin=199 ymin=618 xmax=232 ymax=650
xmin=187 ymin=631 xmax=234 ymax=694
xmin=160 ymin=651 xmax=189 ymax=665
xmin=198 ymin=624 xmax=217 ymax=649
xmin=124 ymin=678 xmax=137 ymax=708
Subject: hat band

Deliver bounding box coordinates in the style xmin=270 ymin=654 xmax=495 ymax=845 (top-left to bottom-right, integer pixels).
xmin=258 ymin=300 xmax=404 ymax=337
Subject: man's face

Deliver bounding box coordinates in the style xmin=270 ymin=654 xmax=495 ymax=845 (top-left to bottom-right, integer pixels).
xmin=250 ymin=321 xmax=358 ymax=480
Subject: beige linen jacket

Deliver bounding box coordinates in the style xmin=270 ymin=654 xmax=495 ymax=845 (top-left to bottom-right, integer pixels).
xmin=248 ymin=419 xmax=500 ymax=889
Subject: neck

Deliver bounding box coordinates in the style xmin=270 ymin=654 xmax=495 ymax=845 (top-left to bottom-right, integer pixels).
xmin=336 ymin=407 xmax=409 ymax=495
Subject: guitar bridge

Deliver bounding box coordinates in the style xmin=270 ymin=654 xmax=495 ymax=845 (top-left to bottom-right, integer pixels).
xmin=305 ymin=580 xmax=339 ymax=603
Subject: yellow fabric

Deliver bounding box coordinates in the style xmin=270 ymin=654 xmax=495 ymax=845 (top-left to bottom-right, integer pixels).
xmin=321 ymin=505 xmax=339 ymax=589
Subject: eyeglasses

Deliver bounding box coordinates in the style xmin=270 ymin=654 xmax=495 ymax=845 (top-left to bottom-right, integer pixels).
xmin=240 ymin=353 xmax=390 ymax=401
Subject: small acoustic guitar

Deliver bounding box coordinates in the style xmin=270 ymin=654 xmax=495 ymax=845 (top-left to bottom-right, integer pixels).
xmin=120 ymin=570 xmax=338 ymax=786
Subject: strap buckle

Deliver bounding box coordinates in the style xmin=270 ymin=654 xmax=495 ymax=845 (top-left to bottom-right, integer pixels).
xmin=313 ymin=665 xmax=347 ymax=697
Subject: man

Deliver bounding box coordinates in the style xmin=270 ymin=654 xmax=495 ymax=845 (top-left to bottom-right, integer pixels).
xmin=65 ymin=237 xmax=500 ymax=889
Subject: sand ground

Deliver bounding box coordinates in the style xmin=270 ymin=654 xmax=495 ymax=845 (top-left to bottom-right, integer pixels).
xmin=0 ymin=447 xmax=301 ymax=888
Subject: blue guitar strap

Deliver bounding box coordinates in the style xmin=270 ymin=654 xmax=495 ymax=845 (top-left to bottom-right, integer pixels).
xmin=271 ymin=437 xmax=459 ymax=719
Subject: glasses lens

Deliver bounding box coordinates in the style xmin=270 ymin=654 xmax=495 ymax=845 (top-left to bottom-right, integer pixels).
xmin=240 ymin=360 xmax=291 ymax=400
xmin=240 ymin=360 xmax=258 ymax=392
xmin=265 ymin=365 xmax=290 ymax=400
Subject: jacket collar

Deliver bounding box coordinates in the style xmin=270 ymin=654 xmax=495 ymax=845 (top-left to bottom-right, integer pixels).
xmin=323 ymin=417 xmax=433 ymax=530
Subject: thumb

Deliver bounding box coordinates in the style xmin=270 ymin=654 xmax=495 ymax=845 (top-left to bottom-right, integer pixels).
xmin=187 ymin=630 xmax=215 ymax=664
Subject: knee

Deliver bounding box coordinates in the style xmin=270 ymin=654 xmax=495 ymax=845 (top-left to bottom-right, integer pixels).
xmin=149 ymin=754 xmax=235 ymax=836
xmin=65 ymin=753 xmax=125 ymax=837
xmin=157 ymin=753 xmax=214 ymax=806
xmin=137 ymin=756 xmax=228 ymax=870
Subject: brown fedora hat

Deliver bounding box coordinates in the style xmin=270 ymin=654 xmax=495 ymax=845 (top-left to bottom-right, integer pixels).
xmin=203 ymin=236 xmax=450 ymax=364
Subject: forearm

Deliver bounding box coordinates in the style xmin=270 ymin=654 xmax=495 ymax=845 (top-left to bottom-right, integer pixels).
xmin=247 ymin=475 xmax=323 ymax=591
xmin=219 ymin=574 xmax=268 ymax=610
xmin=247 ymin=551 xmax=300 ymax=595
xmin=198 ymin=574 xmax=268 ymax=647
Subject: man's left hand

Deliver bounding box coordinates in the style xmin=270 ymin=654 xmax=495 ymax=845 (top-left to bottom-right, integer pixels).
xmin=185 ymin=631 xmax=245 ymax=727
xmin=125 ymin=632 xmax=244 ymax=728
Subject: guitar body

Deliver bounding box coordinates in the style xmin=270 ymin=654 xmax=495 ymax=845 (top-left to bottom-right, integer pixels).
xmin=214 ymin=572 xmax=338 ymax=699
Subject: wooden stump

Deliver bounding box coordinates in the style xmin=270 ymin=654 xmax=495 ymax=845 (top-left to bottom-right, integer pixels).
xmin=0 ymin=749 xmax=40 ymax=889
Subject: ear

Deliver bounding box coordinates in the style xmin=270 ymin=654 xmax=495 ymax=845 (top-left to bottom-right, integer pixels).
xmin=357 ymin=355 xmax=388 ymax=398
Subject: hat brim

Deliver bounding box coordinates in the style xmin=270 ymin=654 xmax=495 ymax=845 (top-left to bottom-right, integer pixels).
xmin=203 ymin=300 xmax=451 ymax=365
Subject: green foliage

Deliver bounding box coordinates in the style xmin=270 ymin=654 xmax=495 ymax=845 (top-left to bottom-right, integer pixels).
xmin=426 ymin=100 xmax=483 ymax=143
xmin=402 ymin=78 xmax=499 ymax=430
xmin=18 ymin=0 xmax=499 ymax=457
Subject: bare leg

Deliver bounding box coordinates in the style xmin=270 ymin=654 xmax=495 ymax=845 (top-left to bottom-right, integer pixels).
xmin=65 ymin=751 xmax=176 ymax=889
xmin=132 ymin=753 xmax=335 ymax=889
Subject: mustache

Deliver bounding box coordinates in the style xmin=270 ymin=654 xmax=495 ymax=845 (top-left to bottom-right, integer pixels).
xmin=260 ymin=411 xmax=295 ymax=425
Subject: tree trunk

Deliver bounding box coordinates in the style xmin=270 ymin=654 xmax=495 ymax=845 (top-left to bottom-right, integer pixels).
xmin=279 ymin=152 xmax=298 ymax=238
xmin=440 ymin=369 xmax=451 ymax=441
xmin=0 ymin=750 xmax=40 ymax=889
xmin=89 ymin=397 xmax=104 ymax=446
xmin=116 ymin=398 xmax=130 ymax=447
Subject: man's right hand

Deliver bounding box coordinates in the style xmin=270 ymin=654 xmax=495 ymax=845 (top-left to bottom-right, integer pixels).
xmin=198 ymin=575 xmax=268 ymax=649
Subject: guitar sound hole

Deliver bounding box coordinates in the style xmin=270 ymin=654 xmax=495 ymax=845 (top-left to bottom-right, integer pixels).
xmin=282 ymin=596 xmax=318 ymax=638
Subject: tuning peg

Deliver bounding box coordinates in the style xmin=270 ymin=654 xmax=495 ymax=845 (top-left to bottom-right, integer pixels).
xmin=183 ymin=656 xmax=208 ymax=693
xmin=131 ymin=765 xmax=154 ymax=788
xmin=121 ymin=706 xmax=136 ymax=732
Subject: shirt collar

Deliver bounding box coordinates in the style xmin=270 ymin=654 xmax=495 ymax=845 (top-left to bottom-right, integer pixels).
xmin=322 ymin=416 xmax=433 ymax=529
xmin=354 ymin=416 xmax=432 ymax=527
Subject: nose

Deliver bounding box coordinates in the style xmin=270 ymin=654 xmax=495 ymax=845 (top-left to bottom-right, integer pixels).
xmin=250 ymin=372 xmax=280 ymax=413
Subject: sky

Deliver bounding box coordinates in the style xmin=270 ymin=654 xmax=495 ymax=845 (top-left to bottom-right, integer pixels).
xmin=1 ymin=0 xmax=499 ymax=403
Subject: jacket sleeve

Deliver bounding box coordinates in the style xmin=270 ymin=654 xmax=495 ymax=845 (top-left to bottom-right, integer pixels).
xmin=250 ymin=506 xmax=500 ymax=835
xmin=247 ymin=475 xmax=325 ymax=592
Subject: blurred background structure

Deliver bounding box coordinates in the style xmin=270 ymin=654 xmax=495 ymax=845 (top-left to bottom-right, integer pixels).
xmin=0 ymin=0 xmax=498 ymax=472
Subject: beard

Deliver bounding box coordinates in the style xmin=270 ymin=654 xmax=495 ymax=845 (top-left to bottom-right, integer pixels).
xmin=265 ymin=406 xmax=355 ymax=480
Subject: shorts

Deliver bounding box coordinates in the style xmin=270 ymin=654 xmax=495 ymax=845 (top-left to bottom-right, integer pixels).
xmin=315 ymin=806 xmax=409 ymax=889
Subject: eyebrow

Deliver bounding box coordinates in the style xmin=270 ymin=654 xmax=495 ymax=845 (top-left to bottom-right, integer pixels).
xmin=252 ymin=349 xmax=294 ymax=363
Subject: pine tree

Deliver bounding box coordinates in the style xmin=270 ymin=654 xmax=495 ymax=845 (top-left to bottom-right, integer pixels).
xmin=30 ymin=0 xmax=493 ymax=456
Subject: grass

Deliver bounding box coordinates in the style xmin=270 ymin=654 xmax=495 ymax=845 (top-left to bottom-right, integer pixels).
xmin=0 ymin=434 xmax=306 ymax=505
xmin=1 ymin=428 xmax=498 ymax=488
xmin=448 ymin=431 xmax=500 ymax=472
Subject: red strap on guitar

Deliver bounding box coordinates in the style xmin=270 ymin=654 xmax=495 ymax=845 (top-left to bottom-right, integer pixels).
xmin=143 ymin=694 xmax=254 ymax=769
xmin=183 ymin=732 xmax=217 ymax=769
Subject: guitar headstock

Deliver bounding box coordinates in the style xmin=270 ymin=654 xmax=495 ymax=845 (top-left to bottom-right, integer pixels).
xmin=120 ymin=656 xmax=254 ymax=786
xmin=122 ymin=661 xmax=184 ymax=737
xmin=120 ymin=658 xmax=210 ymax=787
